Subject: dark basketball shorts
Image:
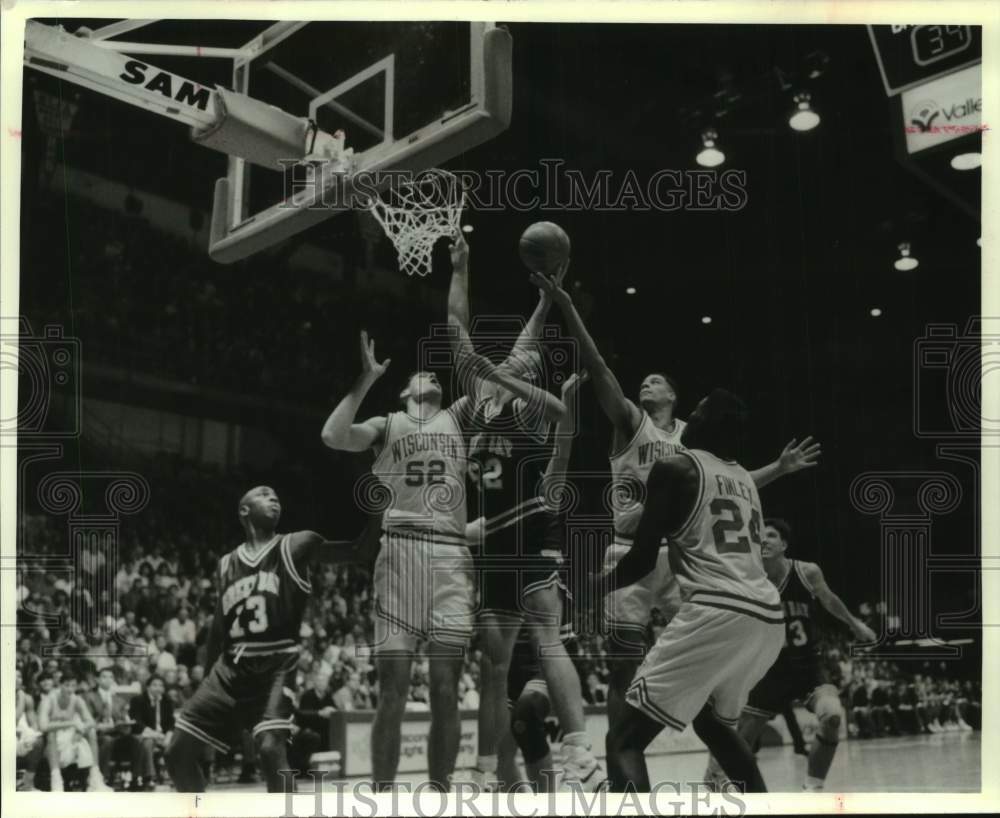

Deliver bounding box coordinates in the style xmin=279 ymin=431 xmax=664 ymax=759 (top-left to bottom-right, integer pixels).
xmin=175 ymin=651 xmax=298 ymax=753
xmin=744 ymin=653 xmax=830 ymax=718
xmin=475 ymin=511 xmax=569 ymax=618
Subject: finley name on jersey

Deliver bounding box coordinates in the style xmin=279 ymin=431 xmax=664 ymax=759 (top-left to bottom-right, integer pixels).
xmin=714 ymin=473 xmax=755 ymax=502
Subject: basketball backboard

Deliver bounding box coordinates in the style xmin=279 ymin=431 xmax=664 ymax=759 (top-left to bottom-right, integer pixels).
xmin=208 ymin=22 xmax=512 ymax=263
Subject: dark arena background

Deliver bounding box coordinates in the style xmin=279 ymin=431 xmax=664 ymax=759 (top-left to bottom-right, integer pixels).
xmin=10 ymin=17 xmax=984 ymax=798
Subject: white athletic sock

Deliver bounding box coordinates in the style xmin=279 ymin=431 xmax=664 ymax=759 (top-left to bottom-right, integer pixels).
xmin=476 ymin=755 xmax=497 ymax=773
xmin=804 ymin=775 xmax=825 ymax=791
xmin=562 ymin=732 xmax=592 ymax=759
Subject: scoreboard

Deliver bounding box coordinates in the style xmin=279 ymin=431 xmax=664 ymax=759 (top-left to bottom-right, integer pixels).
xmin=870 ymin=24 xmax=982 ymax=219
xmin=867 ymin=25 xmax=982 ymax=96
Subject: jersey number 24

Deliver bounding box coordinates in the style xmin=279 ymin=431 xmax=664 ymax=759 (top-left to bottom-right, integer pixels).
xmin=710 ymin=498 xmax=763 ymax=554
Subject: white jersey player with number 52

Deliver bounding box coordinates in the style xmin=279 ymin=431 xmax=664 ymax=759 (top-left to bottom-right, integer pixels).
xmin=321 ymin=330 xmax=473 ymax=792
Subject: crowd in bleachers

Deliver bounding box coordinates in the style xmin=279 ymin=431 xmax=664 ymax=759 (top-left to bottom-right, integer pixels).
xmin=16 ymin=193 xmax=980 ymax=791
xmin=820 ymin=635 xmax=981 ymax=738
xmin=15 ymin=487 xmax=578 ymax=790
xmin=21 ymin=197 xmax=425 ymax=402
xmin=17 ymin=476 xmax=981 ymax=792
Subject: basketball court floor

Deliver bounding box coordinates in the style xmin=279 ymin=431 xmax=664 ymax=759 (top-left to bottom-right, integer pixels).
xmin=209 ymin=731 xmax=980 ymax=794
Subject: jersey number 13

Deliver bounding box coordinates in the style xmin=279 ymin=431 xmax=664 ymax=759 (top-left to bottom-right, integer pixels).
xmin=229 ymin=594 xmax=268 ymax=638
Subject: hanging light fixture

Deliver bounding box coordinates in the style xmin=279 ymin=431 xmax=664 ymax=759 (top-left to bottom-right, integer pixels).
xmin=789 ymin=91 xmax=821 ymax=131
xmin=696 ymin=129 xmax=725 ymax=168
xmin=894 ymin=242 xmax=919 ymax=271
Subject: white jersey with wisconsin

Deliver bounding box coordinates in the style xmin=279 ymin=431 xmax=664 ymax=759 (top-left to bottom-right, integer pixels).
xmin=371 ymin=408 xmax=467 ymax=543
xmin=666 ymin=449 xmax=782 ymax=623
xmin=609 ymin=413 xmax=687 ymax=543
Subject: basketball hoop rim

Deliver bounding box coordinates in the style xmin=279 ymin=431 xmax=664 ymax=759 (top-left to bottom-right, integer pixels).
xmin=363 ymin=167 xmax=467 ymax=277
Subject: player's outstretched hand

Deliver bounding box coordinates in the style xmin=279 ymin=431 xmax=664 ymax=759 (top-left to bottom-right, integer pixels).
xmin=449 ymin=232 xmax=470 ymax=272
xmin=359 ymin=330 xmax=391 ymax=380
xmin=779 ymin=436 xmax=822 ymax=473
xmin=562 ymin=369 xmax=589 ymax=399
xmin=529 ymin=271 xmax=570 ymax=305
xmin=852 ymin=621 xmax=877 ymax=643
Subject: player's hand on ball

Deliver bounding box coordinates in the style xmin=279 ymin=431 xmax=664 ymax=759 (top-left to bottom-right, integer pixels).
xmin=551 ymin=257 xmax=571 ymax=287
xmin=449 ymin=232 xmax=470 ymax=271
xmin=562 ymin=369 xmax=589 ymax=399
xmin=853 ymin=622 xmax=877 ymax=643
xmin=779 ymin=436 xmax=821 ymax=473
xmin=359 ymin=330 xmax=391 ymax=380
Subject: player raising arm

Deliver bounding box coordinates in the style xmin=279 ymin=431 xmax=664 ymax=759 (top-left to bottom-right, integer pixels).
xmin=168 ymin=485 xmax=360 ymax=793
xmin=320 ymin=330 xmax=390 ymax=453
xmin=449 ymin=236 xmax=607 ymax=791
xmin=532 ymin=271 xmax=820 ymax=749
xmin=596 ymin=389 xmax=785 ymax=793
xmin=320 ymin=328 xmax=473 ymax=793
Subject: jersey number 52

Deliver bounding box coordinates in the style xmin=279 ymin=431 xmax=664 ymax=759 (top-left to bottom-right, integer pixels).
xmin=405 ymin=459 xmax=447 ymax=486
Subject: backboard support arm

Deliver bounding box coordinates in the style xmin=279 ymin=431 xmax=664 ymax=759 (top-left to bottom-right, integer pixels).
xmin=23 ymin=20 xmax=513 ymax=266
xmin=24 ymin=20 xmax=311 ymax=171
xmin=207 ymin=24 xmax=512 ymax=264
xmin=25 ymin=20 xmax=220 ymax=129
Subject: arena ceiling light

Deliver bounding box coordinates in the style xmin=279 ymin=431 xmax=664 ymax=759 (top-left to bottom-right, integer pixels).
xmin=894 ymin=242 xmax=920 ymax=271
xmin=701 ymin=315 xmax=713 ymax=324
xmin=788 ymin=92 xmax=820 ymax=132
xmin=870 ymin=307 xmax=883 ymax=317
xmin=802 ymin=50 xmax=830 ymax=80
xmin=625 ymin=286 xmax=637 ymax=295
xmin=950 ymin=152 xmax=982 ymax=171
xmin=695 ymin=129 xmax=725 ymax=168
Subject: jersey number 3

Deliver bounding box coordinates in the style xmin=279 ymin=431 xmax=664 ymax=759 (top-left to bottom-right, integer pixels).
xmin=229 ymin=594 xmax=268 ymax=638
xmin=710 ymin=498 xmax=762 ymax=554
xmin=787 ymin=619 xmax=809 ymax=647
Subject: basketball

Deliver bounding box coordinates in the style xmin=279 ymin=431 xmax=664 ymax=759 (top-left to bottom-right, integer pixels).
xmin=518 ymin=221 xmax=571 ymax=274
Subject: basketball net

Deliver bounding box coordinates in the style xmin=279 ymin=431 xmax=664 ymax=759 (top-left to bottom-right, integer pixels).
xmin=366 ymin=169 xmax=466 ymax=277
